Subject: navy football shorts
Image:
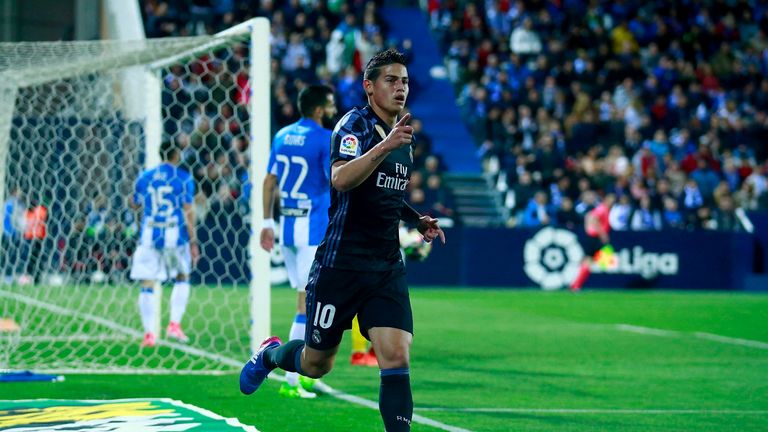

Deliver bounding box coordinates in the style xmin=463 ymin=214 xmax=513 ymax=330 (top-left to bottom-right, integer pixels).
xmin=303 ymin=261 xmax=413 ymax=351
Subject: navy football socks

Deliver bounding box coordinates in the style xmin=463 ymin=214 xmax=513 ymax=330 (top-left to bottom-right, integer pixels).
xmin=263 ymin=339 xmax=305 ymax=373
xmin=379 ymin=368 xmax=412 ymax=431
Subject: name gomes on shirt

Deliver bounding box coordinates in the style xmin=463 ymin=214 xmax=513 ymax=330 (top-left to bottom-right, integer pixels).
xmin=283 ymin=134 xmax=306 ymax=146
xmin=375 ymin=162 xmax=409 ymax=191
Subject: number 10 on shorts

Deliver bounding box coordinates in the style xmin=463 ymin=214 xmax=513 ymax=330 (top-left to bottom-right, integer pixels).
xmin=313 ymin=303 xmax=336 ymax=329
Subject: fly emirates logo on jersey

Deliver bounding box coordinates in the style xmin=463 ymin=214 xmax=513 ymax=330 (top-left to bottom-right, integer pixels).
xmin=376 ymin=162 xmax=409 ymax=191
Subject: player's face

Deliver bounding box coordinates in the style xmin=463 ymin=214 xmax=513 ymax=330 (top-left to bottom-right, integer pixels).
xmin=366 ymin=63 xmax=409 ymax=117
xmin=322 ymin=93 xmax=338 ymax=125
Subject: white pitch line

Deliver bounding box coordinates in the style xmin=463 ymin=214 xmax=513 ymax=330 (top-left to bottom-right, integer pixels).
xmin=312 ymin=381 xmax=473 ymax=432
xmin=28 ymin=368 xmax=233 ymax=376
xmin=15 ymin=335 xmax=133 ymax=342
xmin=0 ymin=289 xmax=242 ymax=368
xmin=1 ymin=289 xmax=471 ymax=432
xmin=616 ymin=324 xmax=768 ymax=350
xmin=693 ymin=332 xmax=768 ymax=350
xmin=415 ymin=407 xmax=768 ymax=415
xmin=615 ymin=324 xmax=681 ymax=337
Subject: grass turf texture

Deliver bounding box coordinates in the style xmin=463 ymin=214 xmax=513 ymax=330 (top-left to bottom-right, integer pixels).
xmin=2 ymin=287 xmax=767 ymax=431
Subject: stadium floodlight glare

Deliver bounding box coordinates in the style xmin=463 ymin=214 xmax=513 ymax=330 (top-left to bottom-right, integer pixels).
xmin=0 ymin=18 xmax=271 ymax=373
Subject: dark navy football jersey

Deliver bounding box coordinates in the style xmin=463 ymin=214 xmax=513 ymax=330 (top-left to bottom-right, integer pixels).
xmin=317 ymin=106 xmax=413 ymax=271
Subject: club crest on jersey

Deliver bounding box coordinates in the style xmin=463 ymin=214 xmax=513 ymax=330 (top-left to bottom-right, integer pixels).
xmin=340 ymin=134 xmax=359 ymax=157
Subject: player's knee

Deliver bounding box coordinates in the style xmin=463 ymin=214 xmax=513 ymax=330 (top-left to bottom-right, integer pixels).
xmin=302 ymin=359 xmax=333 ymax=378
xmin=378 ymin=347 xmax=410 ymax=369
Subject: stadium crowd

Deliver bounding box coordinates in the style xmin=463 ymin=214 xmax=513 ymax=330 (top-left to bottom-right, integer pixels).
xmin=430 ymin=0 xmax=768 ymax=231
xmin=142 ymin=0 xmax=453 ymax=225
xmin=12 ymin=0 xmax=767 ymax=284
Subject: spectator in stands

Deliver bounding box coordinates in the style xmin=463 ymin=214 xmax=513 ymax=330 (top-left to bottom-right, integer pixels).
xmin=735 ymin=180 xmax=760 ymax=210
xmin=510 ymin=171 xmax=536 ymax=219
xmin=521 ymin=191 xmax=553 ymax=227
xmin=690 ymin=159 xmax=721 ymax=200
xmin=510 ymin=17 xmax=542 ymax=59
xmin=423 ymin=174 xmax=455 ymax=226
xmin=609 ymin=194 xmax=632 ymax=231
xmin=713 ymin=195 xmax=744 ymax=232
xmin=694 ymin=206 xmax=716 ymax=230
xmin=410 ymin=118 xmax=432 ymax=168
xmin=630 ymin=196 xmax=662 ymax=231
xmin=662 ymin=197 xmax=685 ymax=229
xmin=283 ymin=33 xmax=311 ymax=72
xmin=555 ymin=196 xmax=580 ymax=230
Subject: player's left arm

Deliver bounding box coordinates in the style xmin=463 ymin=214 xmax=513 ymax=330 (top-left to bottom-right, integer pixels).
xmin=182 ymin=176 xmax=199 ymax=265
xmin=403 ymin=201 xmax=446 ymax=244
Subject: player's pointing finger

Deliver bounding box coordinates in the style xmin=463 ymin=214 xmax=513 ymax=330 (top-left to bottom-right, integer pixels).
xmin=396 ymin=113 xmax=411 ymax=127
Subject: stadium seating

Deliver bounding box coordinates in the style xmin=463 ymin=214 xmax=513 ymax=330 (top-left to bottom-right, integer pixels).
xmin=143 ymin=0 xmax=768 ymax=232
xmin=427 ymin=0 xmax=768 ymax=231
xmin=141 ymin=0 xmax=457 ymax=225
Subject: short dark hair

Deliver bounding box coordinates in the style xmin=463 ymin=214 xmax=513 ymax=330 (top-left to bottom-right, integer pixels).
xmin=297 ymin=85 xmax=334 ymax=117
xmin=160 ymin=140 xmax=180 ymax=161
xmin=363 ymin=49 xmax=407 ymax=82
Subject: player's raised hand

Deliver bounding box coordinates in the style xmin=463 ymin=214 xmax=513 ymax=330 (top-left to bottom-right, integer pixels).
xmin=383 ymin=113 xmax=413 ymax=151
xmin=417 ymin=215 xmax=446 ymax=245
xmin=260 ymin=227 xmax=275 ymax=252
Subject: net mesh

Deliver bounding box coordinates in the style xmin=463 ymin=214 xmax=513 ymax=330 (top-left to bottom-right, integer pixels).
xmin=0 ymin=35 xmax=256 ymax=373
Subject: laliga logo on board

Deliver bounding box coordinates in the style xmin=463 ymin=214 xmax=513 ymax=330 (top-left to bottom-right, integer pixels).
xmin=523 ymin=227 xmax=584 ymax=290
xmin=600 ymin=246 xmax=679 ymax=279
xmin=523 ymin=228 xmax=680 ymax=290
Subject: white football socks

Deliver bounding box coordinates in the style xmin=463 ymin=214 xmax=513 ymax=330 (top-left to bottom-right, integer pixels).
xmin=138 ymin=287 xmax=156 ymax=334
xmin=170 ymin=281 xmax=191 ymax=324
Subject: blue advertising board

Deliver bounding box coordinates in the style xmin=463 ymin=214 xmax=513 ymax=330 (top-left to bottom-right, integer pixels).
xmin=406 ymin=227 xmax=755 ymax=290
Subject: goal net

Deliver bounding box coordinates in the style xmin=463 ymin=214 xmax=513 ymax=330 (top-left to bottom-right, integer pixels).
xmin=0 ymin=19 xmax=271 ymax=374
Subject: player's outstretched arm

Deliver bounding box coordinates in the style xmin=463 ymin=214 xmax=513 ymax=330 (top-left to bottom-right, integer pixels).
xmin=332 ymin=114 xmax=413 ymax=192
xmin=260 ymin=174 xmax=278 ymax=252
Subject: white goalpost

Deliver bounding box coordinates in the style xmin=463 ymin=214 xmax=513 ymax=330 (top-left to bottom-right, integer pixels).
xmin=0 ymin=18 xmax=271 ymax=373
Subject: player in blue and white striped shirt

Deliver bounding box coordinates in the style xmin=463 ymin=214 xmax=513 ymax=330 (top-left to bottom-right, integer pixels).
xmin=130 ymin=140 xmax=199 ymax=348
xmin=259 ymin=85 xmax=336 ymax=398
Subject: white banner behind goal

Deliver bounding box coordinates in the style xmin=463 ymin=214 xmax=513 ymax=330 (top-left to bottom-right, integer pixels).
xmin=0 ymin=18 xmax=270 ymax=373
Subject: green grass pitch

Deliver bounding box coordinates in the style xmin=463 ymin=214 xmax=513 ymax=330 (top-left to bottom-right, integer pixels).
xmin=2 ymin=287 xmax=767 ymax=431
